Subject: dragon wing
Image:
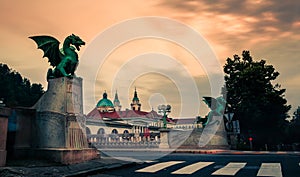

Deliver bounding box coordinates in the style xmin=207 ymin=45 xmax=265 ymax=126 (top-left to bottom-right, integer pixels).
xmin=203 ymin=96 xmax=217 ymax=110
xmin=29 ymin=35 xmax=62 ymax=67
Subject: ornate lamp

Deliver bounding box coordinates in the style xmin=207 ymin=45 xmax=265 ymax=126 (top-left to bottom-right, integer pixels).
xmin=158 ymin=104 xmax=171 ymax=129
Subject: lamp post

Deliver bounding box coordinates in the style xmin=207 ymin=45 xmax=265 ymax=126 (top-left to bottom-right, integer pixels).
xmin=158 ymin=104 xmax=171 ymax=129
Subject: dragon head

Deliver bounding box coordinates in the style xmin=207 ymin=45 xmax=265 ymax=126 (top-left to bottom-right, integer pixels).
xmin=69 ymin=34 xmax=85 ymax=51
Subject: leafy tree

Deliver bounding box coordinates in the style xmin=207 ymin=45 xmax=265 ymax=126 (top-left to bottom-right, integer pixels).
xmin=0 ymin=63 xmax=44 ymax=107
xmin=287 ymin=107 xmax=300 ymax=143
xmin=292 ymin=106 xmax=300 ymax=120
xmin=222 ymin=51 xmax=290 ymax=148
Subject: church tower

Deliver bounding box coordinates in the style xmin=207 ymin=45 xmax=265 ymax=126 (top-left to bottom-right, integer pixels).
xmin=113 ymin=90 xmax=122 ymax=111
xmin=131 ymin=87 xmax=141 ymax=111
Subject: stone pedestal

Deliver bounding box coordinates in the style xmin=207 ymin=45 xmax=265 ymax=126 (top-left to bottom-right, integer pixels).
xmin=29 ymin=77 xmax=98 ymax=164
xmin=159 ymin=129 xmax=170 ymax=149
xmin=174 ymin=116 xmax=229 ymax=149
xmin=33 ymin=77 xmax=87 ymax=149
xmin=0 ymin=108 xmax=10 ymax=166
xmin=34 ymin=77 xmax=83 ymax=114
xmin=198 ymin=116 xmax=229 ymax=149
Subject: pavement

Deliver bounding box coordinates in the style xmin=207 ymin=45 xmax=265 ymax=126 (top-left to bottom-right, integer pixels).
xmin=1 ymin=149 xmax=299 ymax=177
xmin=0 ymin=157 xmax=139 ymax=177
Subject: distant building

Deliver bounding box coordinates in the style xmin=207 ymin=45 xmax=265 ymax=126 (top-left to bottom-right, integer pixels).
xmin=86 ymin=88 xmax=174 ymax=145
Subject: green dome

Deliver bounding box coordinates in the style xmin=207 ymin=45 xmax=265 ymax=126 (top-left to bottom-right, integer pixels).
xmin=97 ymin=92 xmax=114 ymax=108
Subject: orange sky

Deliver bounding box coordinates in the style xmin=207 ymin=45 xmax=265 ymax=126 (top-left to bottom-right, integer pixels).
xmin=1 ymin=0 xmax=300 ymax=118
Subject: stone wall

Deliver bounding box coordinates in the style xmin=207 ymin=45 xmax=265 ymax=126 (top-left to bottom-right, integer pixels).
xmin=0 ymin=108 xmax=10 ymax=166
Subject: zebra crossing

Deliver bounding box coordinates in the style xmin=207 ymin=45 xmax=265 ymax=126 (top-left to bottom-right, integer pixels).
xmin=135 ymin=160 xmax=285 ymax=176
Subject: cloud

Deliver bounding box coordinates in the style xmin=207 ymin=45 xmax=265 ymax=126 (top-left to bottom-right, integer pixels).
xmin=159 ymin=0 xmax=300 ymax=44
xmin=2 ymin=0 xmax=300 ymax=117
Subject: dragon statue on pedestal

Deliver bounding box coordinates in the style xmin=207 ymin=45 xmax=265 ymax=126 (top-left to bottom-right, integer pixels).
xmin=29 ymin=34 xmax=85 ymax=80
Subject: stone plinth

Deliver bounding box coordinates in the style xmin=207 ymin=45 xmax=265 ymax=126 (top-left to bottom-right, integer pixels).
xmin=0 ymin=108 xmax=10 ymax=166
xmin=32 ymin=77 xmax=87 ymax=149
xmin=199 ymin=116 xmax=229 ymax=149
xmin=9 ymin=77 xmax=99 ymax=164
xmin=174 ymin=116 xmax=229 ymax=149
xmin=159 ymin=129 xmax=170 ymax=149
xmin=34 ymin=77 xmax=83 ymax=114
xmin=33 ymin=111 xmax=67 ymax=148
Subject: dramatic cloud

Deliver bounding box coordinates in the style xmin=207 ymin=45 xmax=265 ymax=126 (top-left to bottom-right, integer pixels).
xmin=1 ymin=0 xmax=299 ymax=117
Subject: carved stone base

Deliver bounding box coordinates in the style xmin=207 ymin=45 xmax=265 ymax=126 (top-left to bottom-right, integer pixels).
xmin=159 ymin=129 xmax=170 ymax=149
xmin=5 ymin=77 xmax=99 ymax=164
xmin=33 ymin=112 xmax=88 ymax=149
xmin=175 ymin=116 xmax=229 ymax=150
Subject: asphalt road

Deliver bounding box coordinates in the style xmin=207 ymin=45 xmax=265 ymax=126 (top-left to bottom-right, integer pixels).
xmin=91 ymin=152 xmax=300 ymax=177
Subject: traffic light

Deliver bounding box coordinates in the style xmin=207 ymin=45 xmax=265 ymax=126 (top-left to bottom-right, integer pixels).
xmin=248 ymin=137 xmax=253 ymax=150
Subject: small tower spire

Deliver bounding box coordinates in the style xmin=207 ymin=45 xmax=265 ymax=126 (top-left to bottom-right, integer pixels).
xmin=113 ymin=90 xmax=122 ymax=111
xmin=131 ymin=87 xmax=141 ymax=111
xmin=132 ymin=87 xmax=139 ymax=102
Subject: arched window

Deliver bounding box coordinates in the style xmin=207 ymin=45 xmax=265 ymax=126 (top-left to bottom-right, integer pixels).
xmin=86 ymin=127 xmax=91 ymax=135
xmin=111 ymin=129 xmax=118 ymax=134
xmin=97 ymin=128 xmax=105 ymax=134
xmin=123 ymin=130 xmax=130 ymax=140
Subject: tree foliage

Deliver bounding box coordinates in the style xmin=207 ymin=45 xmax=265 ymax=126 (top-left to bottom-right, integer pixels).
xmin=222 ymin=51 xmax=291 ymax=146
xmin=0 ymin=63 xmax=44 ymax=107
xmin=288 ymin=107 xmax=300 ymax=143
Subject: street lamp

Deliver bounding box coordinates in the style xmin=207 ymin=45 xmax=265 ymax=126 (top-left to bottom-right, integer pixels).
xmin=158 ymin=104 xmax=171 ymax=129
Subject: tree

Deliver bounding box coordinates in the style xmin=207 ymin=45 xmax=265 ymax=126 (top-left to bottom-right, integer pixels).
xmin=292 ymin=106 xmax=300 ymax=120
xmin=222 ymin=51 xmax=290 ymax=148
xmin=287 ymin=107 xmax=300 ymax=144
xmin=0 ymin=63 xmax=44 ymax=107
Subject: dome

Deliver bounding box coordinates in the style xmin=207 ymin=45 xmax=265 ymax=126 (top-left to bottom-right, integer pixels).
xmin=97 ymin=92 xmax=114 ymax=108
xmin=97 ymin=99 xmax=114 ymax=108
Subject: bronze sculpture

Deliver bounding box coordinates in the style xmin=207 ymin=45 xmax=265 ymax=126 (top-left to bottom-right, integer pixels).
xmin=29 ymin=34 xmax=85 ymax=80
xmin=197 ymin=96 xmax=226 ymax=126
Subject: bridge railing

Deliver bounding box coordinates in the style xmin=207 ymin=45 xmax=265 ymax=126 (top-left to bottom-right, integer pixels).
xmin=87 ymin=133 xmax=160 ymax=148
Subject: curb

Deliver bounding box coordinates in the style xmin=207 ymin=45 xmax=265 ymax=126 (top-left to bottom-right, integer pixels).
xmin=63 ymin=161 xmax=138 ymax=177
xmin=172 ymin=150 xmax=227 ymax=154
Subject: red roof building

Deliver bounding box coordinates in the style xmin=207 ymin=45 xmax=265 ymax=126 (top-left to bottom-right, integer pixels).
xmin=86 ymin=89 xmax=175 ymax=129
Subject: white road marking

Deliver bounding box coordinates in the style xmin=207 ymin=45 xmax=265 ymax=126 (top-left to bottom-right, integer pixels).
xmin=257 ymin=163 xmax=282 ymax=177
xmin=112 ymin=157 xmax=143 ymax=163
xmin=171 ymin=161 xmax=214 ymax=174
xmin=135 ymin=161 xmax=185 ymax=173
xmin=144 ymin=160 xmax=157 ymax=163
xmin=212 ymin=162 xmax=246 ymax=176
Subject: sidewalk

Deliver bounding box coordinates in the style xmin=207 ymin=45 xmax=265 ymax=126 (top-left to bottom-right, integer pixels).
xmin=0 ymin=157 xmax=138 ymax=177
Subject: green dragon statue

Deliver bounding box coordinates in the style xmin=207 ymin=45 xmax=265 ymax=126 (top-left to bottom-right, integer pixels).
xmin=29 ymin=34 xmax=85 ymax=80
xmin=199 ymin=96 xmax=226 ymax=126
